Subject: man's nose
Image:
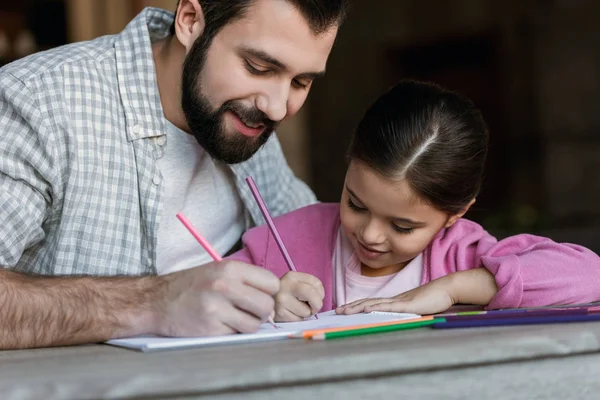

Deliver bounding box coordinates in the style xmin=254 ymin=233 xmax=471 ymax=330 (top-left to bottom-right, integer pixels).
xmin=255 ymin=82 xmax=290 ymax=122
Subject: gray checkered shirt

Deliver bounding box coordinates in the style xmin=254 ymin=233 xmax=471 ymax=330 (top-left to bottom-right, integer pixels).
xmin=0 ymin=8 xmax=316 ymax=276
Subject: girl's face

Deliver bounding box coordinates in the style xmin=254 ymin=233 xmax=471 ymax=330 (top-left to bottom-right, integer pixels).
xmin=340 ymin=161 xmax=465 ymax=277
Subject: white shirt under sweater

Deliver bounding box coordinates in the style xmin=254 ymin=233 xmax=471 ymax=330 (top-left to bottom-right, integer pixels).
xmin=155 ymin=120 xmax=245 ymax=275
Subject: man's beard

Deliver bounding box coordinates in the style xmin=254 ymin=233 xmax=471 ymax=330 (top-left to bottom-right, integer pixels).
xmin=181 ymin=34 xmax=276 ymax=164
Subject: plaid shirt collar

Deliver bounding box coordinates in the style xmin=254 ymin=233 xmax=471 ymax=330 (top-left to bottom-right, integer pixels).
xmin=115 ymin=7 xmax=172 ymax=143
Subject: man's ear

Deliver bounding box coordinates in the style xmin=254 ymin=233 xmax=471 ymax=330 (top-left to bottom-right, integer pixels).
xmin=173 ymin=0 xmax=205 ymax=52
xmin=444 ymin=198 xmax=476 ymax=228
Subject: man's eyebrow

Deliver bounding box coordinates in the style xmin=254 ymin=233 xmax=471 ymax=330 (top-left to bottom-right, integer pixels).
xmin=296 ymin=71 xmax=326 ymax=80
xmin=242 ymin=47 xmax=326 ymax=80
xmin=243 ymin=47 xmax=286 ymax=69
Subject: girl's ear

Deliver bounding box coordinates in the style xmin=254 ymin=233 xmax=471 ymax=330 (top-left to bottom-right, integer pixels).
xmin=444 ymin=198 xmax=476 ymax=228
xmin=173 ymin=0 xmax=206 ymax=52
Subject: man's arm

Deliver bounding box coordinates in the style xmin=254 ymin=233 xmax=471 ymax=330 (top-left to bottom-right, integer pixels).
xmin=0 ymin=268 xmax=158 ymax=349
xmin=0 ymin=260 xmax=280 ymax=350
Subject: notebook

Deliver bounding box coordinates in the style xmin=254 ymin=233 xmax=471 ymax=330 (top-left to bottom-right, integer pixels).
xmin=106 ymin=310 xmax=419 ymax=352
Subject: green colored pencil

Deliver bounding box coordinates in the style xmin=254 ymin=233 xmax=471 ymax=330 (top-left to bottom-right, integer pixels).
xmin=310 ymin=318 xmax=444 ymax=340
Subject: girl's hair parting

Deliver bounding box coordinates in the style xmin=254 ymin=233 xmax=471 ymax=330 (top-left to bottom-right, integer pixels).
xmin=348 ymin=80 xmax=489 ymax=215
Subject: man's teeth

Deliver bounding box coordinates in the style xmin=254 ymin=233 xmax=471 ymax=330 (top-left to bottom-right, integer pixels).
xmin=243 ymin=121 xmax=261 ymax=128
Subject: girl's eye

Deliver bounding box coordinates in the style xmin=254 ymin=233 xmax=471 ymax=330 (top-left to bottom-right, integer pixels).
xmin=347 ymin=198 xmax=366 ymax=212
xmin=347 ymin=197 xmax=414 ymax=234
xmin=392 ymin=224 xmax=414 ymax=234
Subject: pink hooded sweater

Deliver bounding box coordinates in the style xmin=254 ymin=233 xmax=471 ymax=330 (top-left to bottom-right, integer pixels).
xmin=228 ymin=203 xmax=600 ymax=311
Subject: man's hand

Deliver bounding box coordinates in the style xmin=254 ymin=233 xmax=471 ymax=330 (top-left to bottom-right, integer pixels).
xmin=0 ymin=260 xmax=280 ymax=349
xmin=272 ymin=272 xmax=324 ymax=322
xmin=154 ymin=260 xmax=280 ymax=336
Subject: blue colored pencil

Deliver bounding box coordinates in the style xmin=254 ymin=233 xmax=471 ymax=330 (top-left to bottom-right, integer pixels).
xmin=432 ymin=313 xmax=600 ymax=329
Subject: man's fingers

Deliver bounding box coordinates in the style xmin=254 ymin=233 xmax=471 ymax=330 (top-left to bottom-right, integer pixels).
xmin=216 ymin=279 xmax=275 ymax=321
xmin=221 ymin=261 xmax=280 ymax=296
xmin=219 ymin=304 xmax=263 ymax=334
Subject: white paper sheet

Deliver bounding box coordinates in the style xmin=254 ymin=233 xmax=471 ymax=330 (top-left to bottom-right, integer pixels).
xmin=106 ymin=310 xmax=419 ymax=352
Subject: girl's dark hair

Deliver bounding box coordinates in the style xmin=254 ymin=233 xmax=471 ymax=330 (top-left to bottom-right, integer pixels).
xmin=348 ymin=80 xmax=489 ymax=215
xmin=169 ymin=0 xmax=351 ymax=37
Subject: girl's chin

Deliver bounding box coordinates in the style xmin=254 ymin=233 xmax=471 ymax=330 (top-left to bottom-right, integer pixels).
xmin=358 ymin=257 xmax=411 ymax=277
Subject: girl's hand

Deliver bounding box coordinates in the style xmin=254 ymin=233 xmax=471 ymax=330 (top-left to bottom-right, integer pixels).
xmin=336 ymin=276 xmax=457 ymax=316
xmin=274 ymin=272 xmax=325 ymax=322
xmin=336 ymin=268 xmax=497 ymax=316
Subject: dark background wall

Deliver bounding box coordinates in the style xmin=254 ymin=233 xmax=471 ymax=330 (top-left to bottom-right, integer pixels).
xmin=307 ymin=0 xmax=600 ymax=251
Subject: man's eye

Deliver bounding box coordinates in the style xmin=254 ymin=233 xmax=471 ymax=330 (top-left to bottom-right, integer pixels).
xmin=292 ymin=79 xmax=309 ymax=89
xmin=245 ymin=60 xmax=269 ymax=75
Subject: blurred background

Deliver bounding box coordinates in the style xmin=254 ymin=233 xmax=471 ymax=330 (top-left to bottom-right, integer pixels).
xmin=1 ymin=0 xmax=598 ymax=252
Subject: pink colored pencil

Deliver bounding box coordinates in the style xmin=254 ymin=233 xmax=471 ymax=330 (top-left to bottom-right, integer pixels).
xmin=245 ymin=176 xmax=318 ymax=319
xmin=176 ymin=212 xmax=278 ymax=328
xmin=176 ymin=213 xmax=222 ymax=261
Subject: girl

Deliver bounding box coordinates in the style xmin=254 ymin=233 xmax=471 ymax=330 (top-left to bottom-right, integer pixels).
xmin=228 ymin=80 xmax=600 ymax=322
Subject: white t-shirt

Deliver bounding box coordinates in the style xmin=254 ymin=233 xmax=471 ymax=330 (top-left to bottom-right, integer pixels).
xmin=155 ymin=121 xmax=245 ymax=275
xmin=333 ymin=226 xmax=423 ymax=306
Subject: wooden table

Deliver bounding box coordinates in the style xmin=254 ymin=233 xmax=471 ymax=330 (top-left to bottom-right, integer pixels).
xmin=2 ymin=321 xmax=600 ymax=399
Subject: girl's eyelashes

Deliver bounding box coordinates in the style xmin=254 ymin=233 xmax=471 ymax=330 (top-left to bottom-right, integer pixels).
xmin=347 ymin=197 xmax=415 ymax=234
xmin=347 ymin=197 xmax=366 ymax=212
xmin=391 ymin=224 xmax=414 ymax=234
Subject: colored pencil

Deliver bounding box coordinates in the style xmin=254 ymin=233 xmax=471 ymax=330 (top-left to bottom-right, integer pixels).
xmin=310 ymin=319 xmax=441 ymax=340
xmin=245 ymin=176 xmax=297 ymax=272
xmin=291 ymin=316 xmax=434 ymax=339
xmin=436 ymin=304 xmax=600 ymax=318
xmin=442 ymin=309 xmax=590 ymax=322
xmin=176 ymin=212 xmax=278 ymax=328
xmin=432 ymin=313 xmax=600 ymax=329
xmin=177 ymin=213 xmax=222 ymax=261
xmin=245 ymin=176 xmax=317 ymax=319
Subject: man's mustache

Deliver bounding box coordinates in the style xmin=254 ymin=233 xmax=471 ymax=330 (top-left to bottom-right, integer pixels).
xmin=222 ymin=101 xmax=277 ymax=130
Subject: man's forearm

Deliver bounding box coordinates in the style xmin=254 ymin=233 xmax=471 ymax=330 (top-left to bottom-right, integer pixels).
xmin=0 ymin=269 xmax=161 ymax=349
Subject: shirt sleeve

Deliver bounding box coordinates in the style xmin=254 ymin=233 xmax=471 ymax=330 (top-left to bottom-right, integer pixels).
xmin=426 ymin=219 xmax=600 ymax=309
xmin=481 ymin=234 xmax=600 ymax=309
xmin=0 ymin=72 xmax=56 ymax=267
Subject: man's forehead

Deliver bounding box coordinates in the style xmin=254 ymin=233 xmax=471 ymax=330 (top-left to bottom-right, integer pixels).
xmin=223 ymin=1 xmax=338 ymax=74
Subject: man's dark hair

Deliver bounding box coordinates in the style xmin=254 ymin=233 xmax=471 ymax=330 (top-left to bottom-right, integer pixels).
xmin=169 ymin=0 xmax=351 ymax=38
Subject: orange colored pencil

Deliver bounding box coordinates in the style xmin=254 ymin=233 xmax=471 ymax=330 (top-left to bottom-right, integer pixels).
xmin=290 ymin=316 xmax=434 ymax=339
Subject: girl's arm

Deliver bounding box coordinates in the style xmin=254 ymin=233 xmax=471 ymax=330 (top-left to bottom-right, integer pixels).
xmin=338 ymin=267 xmax=498 ymax=315
xmin=338 ymin=220 xmax=600 ymax=315
xmin=427 ymin=219 xmax=600 ymax=309
xmin=446 ymin=267 xmax=498 ymax=305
